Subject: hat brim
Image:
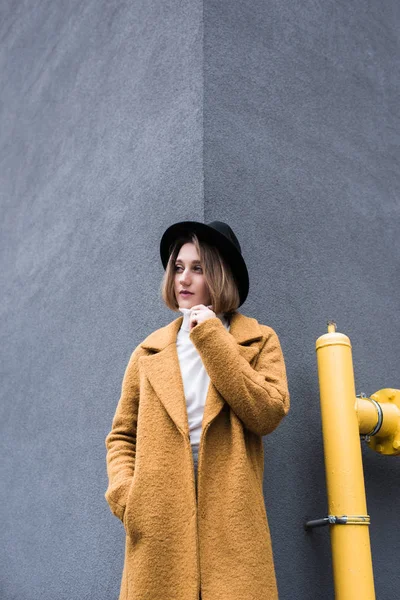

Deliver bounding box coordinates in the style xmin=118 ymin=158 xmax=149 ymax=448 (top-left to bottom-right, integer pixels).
xmin=160 ymin=221 xmax=249 ymax=306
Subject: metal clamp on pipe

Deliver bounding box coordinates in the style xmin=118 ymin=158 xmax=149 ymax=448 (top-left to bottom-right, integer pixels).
xmin=305 ymin=514 xmax=370 ymax=530
xmin=356 ymin=388 xmax=400 ymax=454
xmin=357 ymin=393 xmax=384 ymax=441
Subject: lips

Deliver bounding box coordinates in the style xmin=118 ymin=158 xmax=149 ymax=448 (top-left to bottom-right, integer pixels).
xmin=180 ymin=291 xmax=193 ymax=296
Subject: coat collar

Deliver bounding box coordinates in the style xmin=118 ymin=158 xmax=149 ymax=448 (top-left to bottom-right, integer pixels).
xmin=140 ymin=311 xmax=263 ymax=352
xmin=138 ymin=312 xmax=264 ymax=439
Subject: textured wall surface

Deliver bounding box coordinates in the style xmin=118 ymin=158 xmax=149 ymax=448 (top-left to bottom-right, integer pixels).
xmin=204 ymin=1 xmax=400 ymax=599
xmin=1 ymin=0 xmax=399 ymax=599
xmin=0 ymin=1 xmax=203 ymax=599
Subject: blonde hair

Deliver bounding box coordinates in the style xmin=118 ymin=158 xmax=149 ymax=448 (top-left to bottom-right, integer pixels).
xmin=160 ymin=233 xmax=240 ymax=316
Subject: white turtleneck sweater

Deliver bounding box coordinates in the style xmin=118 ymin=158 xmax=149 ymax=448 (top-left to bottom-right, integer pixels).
xmin=176 ymin=308 xmax=231 ymax=467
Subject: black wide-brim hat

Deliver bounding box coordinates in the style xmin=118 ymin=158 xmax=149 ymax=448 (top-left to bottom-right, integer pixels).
xmin=160 ymin=220 xmax=249 ymax=307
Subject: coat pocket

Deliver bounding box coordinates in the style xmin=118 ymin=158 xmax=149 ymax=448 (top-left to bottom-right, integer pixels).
xmin=123 ymin=474 xmax=139 ymax=538
xmin=105 ymin=478 xmax=132 ymax=523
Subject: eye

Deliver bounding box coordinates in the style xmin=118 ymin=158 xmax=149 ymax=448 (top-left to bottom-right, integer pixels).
xmin=174 ymin=264 xmax=203 ymax=271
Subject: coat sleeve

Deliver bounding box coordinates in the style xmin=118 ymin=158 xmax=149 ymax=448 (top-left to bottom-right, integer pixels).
xmin=189 ymin=318 xmax=290 ymax=436
xmin=104 ymin=344 xmax=145 ymax=522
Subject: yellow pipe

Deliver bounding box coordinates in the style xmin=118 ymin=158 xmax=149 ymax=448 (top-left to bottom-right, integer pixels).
xmin=356 ymin=391 xmax=400 ymax=460
xmin=316 ymin=322 xmax=376 ymax=600
xmin=356 ymin=397 xmax=400 ymax=437
xmin=355 ymin=398 xmax=379 ymax=434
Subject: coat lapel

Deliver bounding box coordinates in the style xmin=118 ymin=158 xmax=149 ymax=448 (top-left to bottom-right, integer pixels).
xmin=139 ymin=312 xmax=263 ymax=438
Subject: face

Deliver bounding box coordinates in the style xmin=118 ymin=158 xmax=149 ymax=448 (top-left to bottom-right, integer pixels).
xmin=174 ymin=242 xmax=211 ymax=309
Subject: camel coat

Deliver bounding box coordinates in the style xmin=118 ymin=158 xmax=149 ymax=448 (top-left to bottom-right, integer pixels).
xmin=105 ymin=311 xmax=290 ymax=600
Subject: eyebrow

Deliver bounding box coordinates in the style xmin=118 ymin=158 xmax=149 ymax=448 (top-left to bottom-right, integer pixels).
xmin=175 ymin=258 xmax=202 ymax=264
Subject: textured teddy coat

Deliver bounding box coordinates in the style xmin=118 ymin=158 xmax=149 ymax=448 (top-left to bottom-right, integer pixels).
xmin=105 ymin=311 xmax=290 ymax=600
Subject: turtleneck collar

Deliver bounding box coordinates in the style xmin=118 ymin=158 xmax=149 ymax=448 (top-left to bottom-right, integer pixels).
xmin=178 ymin=307 xmax=230 ymax=333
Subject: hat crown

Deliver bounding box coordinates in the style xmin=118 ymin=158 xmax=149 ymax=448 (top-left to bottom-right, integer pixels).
xmin=206 ymin=221 xmax=242 ymax=254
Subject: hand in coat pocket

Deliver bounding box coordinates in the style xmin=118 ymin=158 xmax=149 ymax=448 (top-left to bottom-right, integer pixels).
xmin=123 ymin=475 xmax=138 ymax=538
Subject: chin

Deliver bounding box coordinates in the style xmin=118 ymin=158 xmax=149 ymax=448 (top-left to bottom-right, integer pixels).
xmin=176 ymin=296 xmax=195 ymax=307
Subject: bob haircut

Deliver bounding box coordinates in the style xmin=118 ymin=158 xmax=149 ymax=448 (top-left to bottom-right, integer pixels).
xmin=160 ymin=232 xmax=241 ymax=316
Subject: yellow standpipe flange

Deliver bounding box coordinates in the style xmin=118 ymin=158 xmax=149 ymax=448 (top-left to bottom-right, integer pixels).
xmin=315 ymin=320 xmax=376 ymax=600
xmin=356 ymin=389 xmax=400 ymax=455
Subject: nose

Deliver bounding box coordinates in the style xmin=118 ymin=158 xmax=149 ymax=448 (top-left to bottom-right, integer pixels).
xmin=180 ymin=268 xmax=192 ymax=285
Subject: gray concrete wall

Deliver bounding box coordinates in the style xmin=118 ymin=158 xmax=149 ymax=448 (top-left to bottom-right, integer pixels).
xmin=1 ymin=1 xmax=399 ymax=599
xmin=204 ymin=1 xmax=400 ymax=599
xmin=0 ymin=1 xmax=203 ymax=598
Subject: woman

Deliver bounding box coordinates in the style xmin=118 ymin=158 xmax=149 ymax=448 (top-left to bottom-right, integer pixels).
xmin=105 ymin=220 xmax=290 ymax=600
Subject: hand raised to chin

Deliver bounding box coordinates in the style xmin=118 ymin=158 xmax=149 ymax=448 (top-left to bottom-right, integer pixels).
xmin=189 ymin=304 xmax=216 ymax=330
